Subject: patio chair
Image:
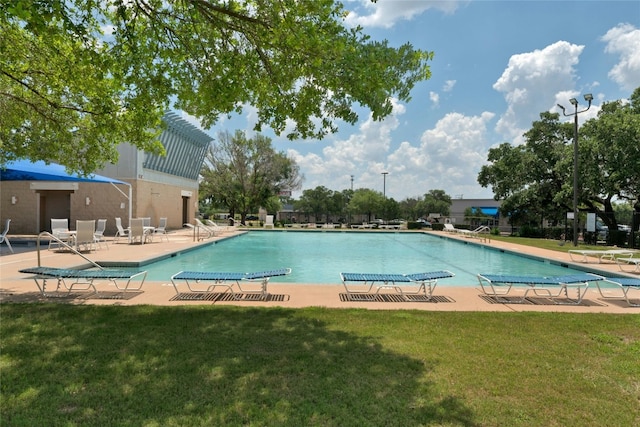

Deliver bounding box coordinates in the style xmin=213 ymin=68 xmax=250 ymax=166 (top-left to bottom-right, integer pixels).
xmin=264 ymin=215 xmax=275 ymax=229
xmin=130 ymin=218 xmax=151 ymax=244
xmin=75 ymin=220 xmax=96 ymax=252
xmin=0 ymin=218 xmax=13 ymax=253
xmin=49 ymin=218 xmax=72 ymax=250
xmin=153 ymin=217 xmax=169 ymax=241
xmin=114 ymin=217 xmax=129 ymax=242
xmin=94 ymin=219 xmax=108 ymax=249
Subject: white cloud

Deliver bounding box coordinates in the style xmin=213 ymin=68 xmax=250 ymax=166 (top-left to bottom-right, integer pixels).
xmin=601 ymin=23 xmax=640 ymax=91
xmin=493 ymin=41 xmax=584 ymax=144
xmin=443 ymin=80 xmax=456 ymax=92
xmin=344 ymin=0 xmax=460 ymax=29
xmin=289 ymin=104 xmax=495 ymax=200
xmin=429 ymin=91 xmax=439 ymax=106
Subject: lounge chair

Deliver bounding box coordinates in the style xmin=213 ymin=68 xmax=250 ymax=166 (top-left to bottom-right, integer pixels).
xmin=264 ymin=215 xmax=275 ymax=229
xmin=568 ymin=249 xmax=634 ymax=263
xmin=0 ymin=218 xmax=13 ymax=253
xmin=171 ymin=268 xmax=292 ymax=300
xmin=19 ymin=266 xmax=147 ymax=297
xmin=75 ymin=220 xmax=96 ymax=252
xmin=443 ymin=223 xmax=457 ymax=233
xmin=94 ymin=219 xmax=108 ymax=249
xmin=593 ymin=276 xmax=640 ymax=307
xmin=616 ymin=257 xmax=640 ymax=273
xmin=205 ymin=219 xmax=232 ymax=233
xmin=477 ymin=273 xmax=599 ymax=305
xmin=340 ymin=270 xmax=455 ymax=301
xmin=194 ymin=218 xmax=217 ymax=238
xmin=114 ymin=217 xmax=130 ymax=242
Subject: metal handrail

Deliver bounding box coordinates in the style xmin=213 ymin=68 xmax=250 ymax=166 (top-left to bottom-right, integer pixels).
xmin=36 ymin=231 xmax=103 ymax=269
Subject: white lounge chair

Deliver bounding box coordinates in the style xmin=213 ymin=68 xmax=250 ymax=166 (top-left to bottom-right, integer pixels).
xmin=340 ymin=270 xmax=455 ymax=301
xmin=568 ymin=249 xmax=634 ymax=263
xmin=594 ymin=276 xmax=640 ymax=307
xmin=114 ymin=217 xmax=130 ymax=242
xmin=206 ymin=219 xmax=235 ymax=233
xmin=171 ymin=268 xmax=291 ymax=300
xmin=443 ymin=223 xmax=457 ymax=233
xmin=194 ymin=218 xmax=217 ymax=238
xmin=0 ymin=218 xmax=13 ymax=253
xmin=264 ymin=215 xmax=275 ymax=229
xmin=616 ymin=257 xmax=640 ymax=273
xmin=477 ymin=273 xmax=600 ymax=305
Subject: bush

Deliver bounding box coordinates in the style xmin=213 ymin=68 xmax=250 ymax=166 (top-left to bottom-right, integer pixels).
xmin=432 ymin=223 xmax=444 ymax=231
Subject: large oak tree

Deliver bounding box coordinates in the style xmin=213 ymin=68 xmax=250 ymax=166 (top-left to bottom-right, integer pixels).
xmin=1 ymin=0 xmax=433 ymax=174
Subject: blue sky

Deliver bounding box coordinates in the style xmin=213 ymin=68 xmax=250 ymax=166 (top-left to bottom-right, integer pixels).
xmin=185 ymin=0 xmax=640 ymax=201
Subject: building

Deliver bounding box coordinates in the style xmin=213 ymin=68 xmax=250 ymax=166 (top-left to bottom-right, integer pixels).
xmin=0 ymin=112 xmax=211 ymax=235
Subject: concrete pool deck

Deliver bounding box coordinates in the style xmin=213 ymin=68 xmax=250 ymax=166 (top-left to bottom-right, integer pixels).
xmin=1 ymin=228 xmax=638 ymax=313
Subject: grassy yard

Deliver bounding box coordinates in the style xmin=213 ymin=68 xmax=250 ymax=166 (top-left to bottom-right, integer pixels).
xmin=1 ymin=304 xmax=639 ymax=426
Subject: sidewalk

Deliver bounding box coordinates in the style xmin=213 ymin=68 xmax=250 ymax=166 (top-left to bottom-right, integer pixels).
xmin=1 ymin=229 xmax=638 ymax=313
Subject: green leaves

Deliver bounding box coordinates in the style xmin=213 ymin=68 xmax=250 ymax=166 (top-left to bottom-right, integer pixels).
xmin=2 ymin=0 xmax=433 ymax=173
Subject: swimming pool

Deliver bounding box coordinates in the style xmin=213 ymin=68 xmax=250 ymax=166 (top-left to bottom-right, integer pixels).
xmin=133 ymin=231 xmax=590 ymax=286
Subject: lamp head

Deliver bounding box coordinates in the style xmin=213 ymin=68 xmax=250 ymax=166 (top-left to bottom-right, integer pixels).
xmin=584 ymin=93 xmax=593 ymax=103
xmin=569 ymin=98 xmax=578 ymax=106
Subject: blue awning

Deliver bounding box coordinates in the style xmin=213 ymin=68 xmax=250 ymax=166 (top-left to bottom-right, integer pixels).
xmin=0 ymin=160 xmax=128 ymax=184
xmin=472 ymin=207 xmax=499 ymax=217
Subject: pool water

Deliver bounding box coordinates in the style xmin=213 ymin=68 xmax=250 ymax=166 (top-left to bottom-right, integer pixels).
xmin=134 ymin=231 xmax=589 ymax=286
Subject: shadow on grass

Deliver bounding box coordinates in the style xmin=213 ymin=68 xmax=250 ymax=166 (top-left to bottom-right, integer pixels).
xmin=1 ymin=304 xmax=477 ymax=426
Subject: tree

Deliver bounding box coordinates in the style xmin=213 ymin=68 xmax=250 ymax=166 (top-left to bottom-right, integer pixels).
xmin=199 ymin=130 xmax=302 ymax=223
xmin=478 ymin=111 xmax=575 ymax=228
xmin=348 ymin=188 xmax=384 ymax=222
xmin=478 ymin=89 xmax=640 ymax=232
xmin=417 ymin=189 xmax=452 ymax=218
xmin=1 ymin=0 xmax=433 ymax=174
xmin=579 ymin=87 xmax=640 ymax=230
xmin=295 ymin=186 xmax=335 ymax=223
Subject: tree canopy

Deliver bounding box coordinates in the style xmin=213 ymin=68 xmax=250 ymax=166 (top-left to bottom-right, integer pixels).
xmin=199 ymin=130 xmax=302 ymax=223
xmin=478 ymin=87 xmax=640 ymax=229
xmin=1 ymin=0 xmax=433 ymax=174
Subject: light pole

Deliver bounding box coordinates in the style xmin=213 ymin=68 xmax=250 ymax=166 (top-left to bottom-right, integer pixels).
xmin=557 ymin=93 xmax=593 ymax=247
xmin=381 ymin=172 xmax=388 ymax=198
xmin=381 ymin=172 xmax=388 ymax=222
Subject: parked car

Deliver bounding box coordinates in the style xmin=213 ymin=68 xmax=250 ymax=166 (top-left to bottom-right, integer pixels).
xmin=246 ymin=215 xmax=259 ymax=220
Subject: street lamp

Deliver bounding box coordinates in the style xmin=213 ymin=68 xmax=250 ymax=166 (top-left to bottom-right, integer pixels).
xmin=381 ymin=172 xmax=388 ymax=198
xmin=381 ymin=172 xmax=388 ymax=222
xmin=557 ymin=93 xmax=593 ymax=247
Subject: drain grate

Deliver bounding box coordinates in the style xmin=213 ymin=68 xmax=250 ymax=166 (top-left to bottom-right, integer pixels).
xmin=171 ymin=292 xmax=289 ymax=302
xmin=479 ymin=295 xmax=606 ymax=306
xmin=339 ymin=293 xmax=454 ymax=303
xmin=81 ymin=291 xmax=144 ymax=300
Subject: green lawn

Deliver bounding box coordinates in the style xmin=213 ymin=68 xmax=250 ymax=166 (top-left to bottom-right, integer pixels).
xmin=1 ymin=304 xmax=639 ymax=426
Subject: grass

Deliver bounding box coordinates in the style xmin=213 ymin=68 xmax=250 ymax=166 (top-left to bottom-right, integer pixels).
xmin=486 ymin=234 xmax=639 ymax=256
xmin=1 ymin=304 xmax=639 ymax=426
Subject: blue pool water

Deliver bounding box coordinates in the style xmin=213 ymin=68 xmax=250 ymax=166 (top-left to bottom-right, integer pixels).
xmin=132 ymin=231 xmax=590 ymax=286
